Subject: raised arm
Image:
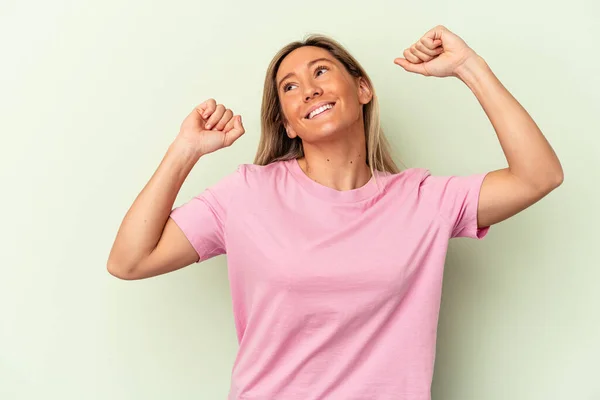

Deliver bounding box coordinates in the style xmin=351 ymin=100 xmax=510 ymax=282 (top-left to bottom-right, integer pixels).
xmin=107 ymin=99 xmax=245 ymax=280
xmin=455 ymin=55 xmax=563 ymax=228
xmin=394 ymin=25 xmax=563 ymax=229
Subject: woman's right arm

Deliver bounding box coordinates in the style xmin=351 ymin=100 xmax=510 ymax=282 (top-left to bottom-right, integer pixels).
xmin=106 ymin=99 xmax=245 ymax=280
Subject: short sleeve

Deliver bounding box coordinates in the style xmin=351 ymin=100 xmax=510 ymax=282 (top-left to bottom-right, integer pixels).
xmin=169 ymin=166 xmax=243 ymax=262
xmin=419 ymin=171 xmax=490 ymax=239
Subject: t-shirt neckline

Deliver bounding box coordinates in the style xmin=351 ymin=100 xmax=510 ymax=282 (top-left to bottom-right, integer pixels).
xmin=284 ymin=158 xmax=380 ymax=203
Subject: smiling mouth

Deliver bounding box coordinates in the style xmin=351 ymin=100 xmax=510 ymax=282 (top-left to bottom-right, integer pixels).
xmin=306 ymin=103 xmax=335 ymax=120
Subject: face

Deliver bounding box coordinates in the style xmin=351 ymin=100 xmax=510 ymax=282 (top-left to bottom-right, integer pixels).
xmin=275 ymin=46 xmax=372 ymax=142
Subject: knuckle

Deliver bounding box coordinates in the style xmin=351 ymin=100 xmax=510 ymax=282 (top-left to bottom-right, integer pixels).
xmin=205 ymin=99 xmax=216 ymax=109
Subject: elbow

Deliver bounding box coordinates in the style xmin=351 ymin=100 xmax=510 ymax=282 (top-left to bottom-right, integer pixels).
xmin=552 ymin=157 xmax=565 ymax=188
xmin=540 ymin=169 xmax=564 ymax=194
xmin=554 ymin=169 xmax=564 ymax=188
xmin=546 ymin=167 xmax=564 ymax=191
xmin=106 ymin=259 xmax=138 ymax=280
xmin=533 ymin=161 xmax=564 ymax=192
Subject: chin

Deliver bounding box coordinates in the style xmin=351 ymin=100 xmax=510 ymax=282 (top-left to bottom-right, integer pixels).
xmin=301 ymin=123 xmax=347 ymax=143
xmin=296 ymin=106 xmax=358 ymax=141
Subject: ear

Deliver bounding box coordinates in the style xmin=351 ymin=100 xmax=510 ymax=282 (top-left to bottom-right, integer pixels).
xmin=357 ymin=77 xmax=373 ymax=105
xmin=283 ymin=121 xmax=298 ymax=139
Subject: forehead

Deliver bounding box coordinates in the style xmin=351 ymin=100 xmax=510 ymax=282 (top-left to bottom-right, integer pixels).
xmin=276 ymin=46 xmax=336 ymax=81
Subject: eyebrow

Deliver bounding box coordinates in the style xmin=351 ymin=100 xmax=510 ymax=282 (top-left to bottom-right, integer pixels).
xmin=277 ymin=57 xmax=333 ymax=90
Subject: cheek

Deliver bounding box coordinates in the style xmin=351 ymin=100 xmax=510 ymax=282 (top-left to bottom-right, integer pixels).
xmin=281 ymin=106 xmax=294 ymax=125
xmin=331 ymin=80 xmax=360 ymax=107
xmin=281 ymin=99 xmax=303 ymax=122
xmin=339 ymin=79 xmax=354 ymax=94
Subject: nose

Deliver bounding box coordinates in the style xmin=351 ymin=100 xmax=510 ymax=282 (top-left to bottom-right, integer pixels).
xmin=303 ymin=84 xmax=322 ymax=102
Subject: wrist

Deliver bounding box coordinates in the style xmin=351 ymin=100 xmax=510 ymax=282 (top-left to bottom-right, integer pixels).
xmin=454 ymin=54 xmax=491 ymax=87
xmin=169 ymin=138 xmax=205 ymax=162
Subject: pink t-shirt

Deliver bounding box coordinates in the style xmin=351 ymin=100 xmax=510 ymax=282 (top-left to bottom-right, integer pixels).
xmin=169 ymin=158 xmax=490 ymax=400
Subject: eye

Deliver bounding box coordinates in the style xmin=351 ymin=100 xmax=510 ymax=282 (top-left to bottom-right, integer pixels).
xmin=315 ymin=65 xmax=329 ymax=77
xmin=283 ymin=83 xmax=297 ymax=92
xmin=281 ymin=65 xmax=329 ymax=92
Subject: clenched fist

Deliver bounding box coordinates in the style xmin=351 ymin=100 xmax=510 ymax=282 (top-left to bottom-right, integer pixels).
xmin=176 ymin=98 xmax=245 ymax=156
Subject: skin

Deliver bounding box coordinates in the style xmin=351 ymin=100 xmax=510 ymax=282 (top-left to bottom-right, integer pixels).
xmin=107 ymin=25 xmax=564 ymax=280
xmin=276 ymin=46 xmax=375 ymax=191
xmin=274 ymin=25 xmax=564 ymax=228
xmin=394 ymin=25 xmax=563 ymax=228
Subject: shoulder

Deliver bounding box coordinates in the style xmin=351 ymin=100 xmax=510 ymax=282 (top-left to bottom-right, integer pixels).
xmin=378 ymin=166 xmax=484 ymax=198
xmin=235 ymin=159 xmax=290 ymax=185
xmin=216 ymin=160 xmax=292 ymax=196
xmin=376 ymin=167 xmax=432 ymax=192
xmin=238 ymin=160 xmax=289 ymax=178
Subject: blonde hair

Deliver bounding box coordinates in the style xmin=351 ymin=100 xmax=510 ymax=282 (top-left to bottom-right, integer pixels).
xmin=253 ymin=34 xmax=401 ymax=174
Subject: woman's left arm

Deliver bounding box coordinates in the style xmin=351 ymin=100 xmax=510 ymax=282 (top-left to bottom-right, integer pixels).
xmin=394 ymin=25 xmax=564 ymax=228
xmin=455 ymin=55 xmax=563 ymax=228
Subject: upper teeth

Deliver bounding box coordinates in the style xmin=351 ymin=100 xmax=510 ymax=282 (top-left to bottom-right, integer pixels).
xmin=308 ymin=103 xmax=334 ymax=119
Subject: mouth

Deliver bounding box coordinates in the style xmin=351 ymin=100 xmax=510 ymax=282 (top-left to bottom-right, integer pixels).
xmin=305 ymin=102 xmax=336 ymax=120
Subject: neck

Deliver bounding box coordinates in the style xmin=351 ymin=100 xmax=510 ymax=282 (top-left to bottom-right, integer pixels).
xmin=298 ymin=123 xmax=371 ymax=191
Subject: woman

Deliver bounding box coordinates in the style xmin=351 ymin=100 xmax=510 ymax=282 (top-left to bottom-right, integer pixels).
xmin=108 ymin=26 xmax=563 ymax=399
